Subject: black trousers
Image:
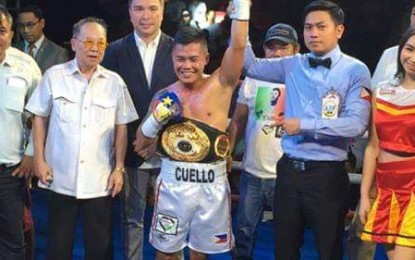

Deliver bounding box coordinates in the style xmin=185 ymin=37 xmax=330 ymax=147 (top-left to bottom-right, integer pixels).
xmin=0 ymin=166 xmax=25 ymax=260
xmin=46 ymin=192 xmax=113 ymax=260
xmin=274 ymin=155 xmax=350 ymax=260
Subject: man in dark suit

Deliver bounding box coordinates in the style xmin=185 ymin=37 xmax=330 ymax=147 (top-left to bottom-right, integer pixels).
xmin=101 ymin=0 xmax=177 ymax=259
xmin=15 ymin=4 xmax=69 ymax=74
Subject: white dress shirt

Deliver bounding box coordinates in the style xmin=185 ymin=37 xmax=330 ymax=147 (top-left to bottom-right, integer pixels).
xmin=0 ymin=47 xmax=41 ymax=165
xmin=134 ymin=30 xmax=162 ymax=169
xmin=134 ymin=30 xmax=161 ymax=87
xmin=26 ymin=59 xmax=139 ymax=199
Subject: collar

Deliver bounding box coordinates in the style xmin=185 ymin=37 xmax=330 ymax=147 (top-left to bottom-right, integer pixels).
xmin=308 ymin=45 xmax=342 ymax=66
xmin=1 ymin=49 xmax=17 ymax=67
xmin=24 ymin=34 xmax=45 ymax=50
xmin=133 ymin=30 xmax=161 ymax=49
xmin=65 ymin=58 xmax=108 ymax=79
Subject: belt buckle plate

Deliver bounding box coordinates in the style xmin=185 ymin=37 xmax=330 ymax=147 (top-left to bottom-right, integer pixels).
xmin=292 ymin=160 xmax=306 ymax=171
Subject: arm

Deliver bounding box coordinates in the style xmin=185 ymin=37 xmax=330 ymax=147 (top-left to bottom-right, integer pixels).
xmin=33 ymin=115 xmax=53 ymax=185
xmin=296 ymin=66 xmax=371 ymax=139
xmin=227 ymin=103 xmax=248 ymax=173
xmin=12 ymin=64 xmax=42 ymax=178
xmin=107 ymin=124 xmax=127 ymax=197
xmin=359 ymin=93 xmax=379 ymax=224
xmin=218 ymin=0 xmax=250 ymax=88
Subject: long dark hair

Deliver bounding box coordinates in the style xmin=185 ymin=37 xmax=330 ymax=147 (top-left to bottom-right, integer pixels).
xmin=396 ymin=26 xmax=415 ymax=82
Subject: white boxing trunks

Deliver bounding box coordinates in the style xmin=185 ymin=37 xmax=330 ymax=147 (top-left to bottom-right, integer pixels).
xmin=150 ymin=159 xmax=234 ymax=254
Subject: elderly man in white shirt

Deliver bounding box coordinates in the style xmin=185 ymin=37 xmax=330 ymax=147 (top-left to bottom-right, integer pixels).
xmin=0 ymin=5 xmax=41 ymax=259
xmin=26 ymin=17 xmax=138 ymax=260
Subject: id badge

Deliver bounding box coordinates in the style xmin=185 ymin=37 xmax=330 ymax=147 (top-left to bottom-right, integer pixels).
xmin=322 ymin=91 xmax=340 ymax=119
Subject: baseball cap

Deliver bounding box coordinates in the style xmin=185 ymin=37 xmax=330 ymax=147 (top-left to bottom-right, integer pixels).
xmin=264 ymin=23 xmax=298 ymax=45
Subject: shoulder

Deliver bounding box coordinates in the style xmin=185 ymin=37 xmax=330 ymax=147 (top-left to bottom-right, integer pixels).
xmin=340 ymin=53 xmax=370 ymax=75
xmin=6 ymin=47 xmax=40 ymax=71
xmin=98 ymin=65 xmax=126 ymax=84
xmin=159 ymin=33 xmax=175 ymax=46
xmin=43 ymin=38 xmax=66 ymax=51
xmin=109 ymin=33 xmax=134 ymax=49
xmin=381 ymin=45 xmax=398 ymax=58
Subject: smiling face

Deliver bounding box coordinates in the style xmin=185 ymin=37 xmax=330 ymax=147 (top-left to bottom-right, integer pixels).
xmin=71 ymin=22 xmax=107 ymax=72
xmin=303 ymin=10 xmax=344 ymax=56
xmin=400 ymin=35 xmax=415 ymax=79
xmin=172 ymin=42 xmax=209 ymax=86
xmin=129 ymin=0 xmax=163 ymax=43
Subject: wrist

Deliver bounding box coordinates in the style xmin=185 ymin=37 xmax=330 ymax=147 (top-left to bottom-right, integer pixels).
xmin=141 ymin=114 xmax=163 ymax=138
xmin=230 ymin=0 xmax=250 ymax=20
xmin=114 ymin=167 xmax=126 ymax=174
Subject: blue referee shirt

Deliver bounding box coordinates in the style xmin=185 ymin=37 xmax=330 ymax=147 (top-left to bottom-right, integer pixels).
xmin=244 ymin=45 xmax=371 ymax=161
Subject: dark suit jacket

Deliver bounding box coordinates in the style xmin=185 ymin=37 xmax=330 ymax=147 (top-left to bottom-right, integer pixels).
xmin=102 ymin=32 xmax=177 ymax=167
xmin=15 ymin=37 xmax=69 ymax=74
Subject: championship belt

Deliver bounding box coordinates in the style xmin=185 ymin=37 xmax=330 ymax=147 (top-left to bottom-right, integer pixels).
xmin=159 ymin=119 xmax=230 ymax=163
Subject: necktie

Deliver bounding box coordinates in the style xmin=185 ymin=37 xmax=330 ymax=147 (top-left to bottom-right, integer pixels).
xmin=308 ymin=57 xmax=332 ymax=69
xmin=28 ymin=44 xmax=36 ymax=58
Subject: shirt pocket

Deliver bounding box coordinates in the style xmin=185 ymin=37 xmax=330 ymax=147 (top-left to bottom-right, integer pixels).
xmin=4 ymin=78 xmax=27 ymax=113
xmin=53 ymin=95 xmax=78 ymax=123
xmin=91 ymin=96 xmax=117 ymax=126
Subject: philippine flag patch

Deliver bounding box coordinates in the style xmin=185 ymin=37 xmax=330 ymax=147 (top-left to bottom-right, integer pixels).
xmin=214 ymin=234 xmax=228 ymax=244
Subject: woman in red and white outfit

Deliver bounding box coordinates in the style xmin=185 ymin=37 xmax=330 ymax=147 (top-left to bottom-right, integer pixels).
xmin=360 ymin=26 xmax=415 ymax=259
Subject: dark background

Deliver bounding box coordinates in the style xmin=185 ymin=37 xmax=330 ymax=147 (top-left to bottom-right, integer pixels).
xmin=4 ymin=0 xmax=415 ymax=72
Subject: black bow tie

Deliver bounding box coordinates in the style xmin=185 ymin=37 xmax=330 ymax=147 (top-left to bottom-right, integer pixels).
xmin=308 ymin=57 xmax=332 ymax=69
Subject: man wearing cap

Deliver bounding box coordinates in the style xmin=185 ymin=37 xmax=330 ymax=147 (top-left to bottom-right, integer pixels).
xmin=229 ymin=23 xmax=299 ymax=259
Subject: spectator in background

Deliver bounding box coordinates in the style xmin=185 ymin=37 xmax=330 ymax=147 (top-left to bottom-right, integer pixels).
xmin=188 ymin=0 xmax=208 ymax=29
xmin=203 ymin=1 xmax=232 ymax=74
xmin=206 ymin=10 xmax=216 ymax=26
xmin=229 ymin=23 xmax=300 ymax=259
xmin=15 ymin=4 xmax=69 ymax=74
xmin=178 ymin=9 xmax=191 ymax=29
xmin=162 ymin=0 xmax=186 ymax=37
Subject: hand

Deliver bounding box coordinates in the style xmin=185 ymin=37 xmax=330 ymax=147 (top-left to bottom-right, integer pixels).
xmin=34 ymin=159 xmax=53 ymax=185
xmin=141 ymin=91 xmax=181 ymax=138
xmin=229 ymin=0 xmax=251 ymax=20
xmin=107 ymin=170 xmax=124 ymax=198
xmin=133 ymin=138 xmax=158 ymax=160
xmin=358 ymin=196 xmax=372 ymax=225
xmin=282 ymin=118 xmax=301 ymax=135
xmin=12 ymin=155 xmax=34 ymax=179
xmin=153 ymin=91 xmax=181 ymax=124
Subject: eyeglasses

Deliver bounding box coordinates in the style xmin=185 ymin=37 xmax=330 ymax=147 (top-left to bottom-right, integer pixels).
xmin=73 ymin=37 xmax=108 ymax=52
xmin=16 ymin=19 xmax=41 ymax=30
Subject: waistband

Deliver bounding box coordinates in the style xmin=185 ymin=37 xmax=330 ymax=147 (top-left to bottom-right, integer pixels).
xmin=281 ymin=154 xmax=344 ymax=172
xmin=377 ymin=158 xmax=415 ymax=171
xmin=0 ymin=163 xmax=18 ymax=172
xmin=160 ymin=159 xmax=227 ymax=183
